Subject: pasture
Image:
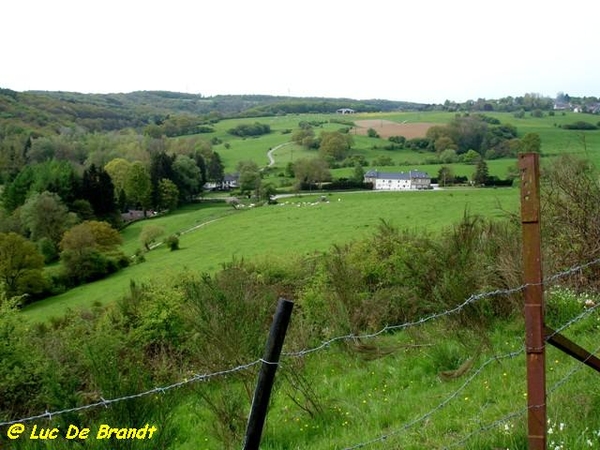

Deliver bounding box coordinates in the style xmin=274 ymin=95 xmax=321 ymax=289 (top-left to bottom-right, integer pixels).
xmin=23 ymin=187 xmax=518 ymax=322
xmin=195 ymin=110 xmax=600 ymax=182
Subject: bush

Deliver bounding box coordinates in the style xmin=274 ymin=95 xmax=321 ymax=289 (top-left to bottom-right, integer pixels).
xmin=561 ymin=121 xmax=598 ymax=130
xmin=165 ymin=235 xmax=179 ymax=251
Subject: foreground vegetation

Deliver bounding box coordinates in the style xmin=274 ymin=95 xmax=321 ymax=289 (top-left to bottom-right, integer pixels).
xmin=2 ymin=155 xmax=600 ymax=449
xmin=2 ymin=87 xmax=600 ymax=448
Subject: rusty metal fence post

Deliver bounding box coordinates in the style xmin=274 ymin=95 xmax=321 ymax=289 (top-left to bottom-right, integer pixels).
xmin=519 ymin=153 xmax=546 ymax=450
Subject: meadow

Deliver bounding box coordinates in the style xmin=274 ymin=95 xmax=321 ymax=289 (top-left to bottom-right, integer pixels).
xmin=201 ymin=110 xmax=600 ymax=182
xmin=24 ymin=187 xmax=518 ymax=322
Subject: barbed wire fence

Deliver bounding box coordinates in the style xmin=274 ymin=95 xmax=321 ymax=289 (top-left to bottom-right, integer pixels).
xmin=1 ymin=257 xmax=600 ymax=448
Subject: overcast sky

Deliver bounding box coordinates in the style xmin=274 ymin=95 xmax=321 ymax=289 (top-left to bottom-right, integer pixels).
xmin=2 ymin=0 xmax=598 ymax=104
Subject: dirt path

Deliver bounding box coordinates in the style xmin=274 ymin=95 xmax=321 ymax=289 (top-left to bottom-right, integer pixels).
xmin=266 ymin=142 xmax=292 ymax=167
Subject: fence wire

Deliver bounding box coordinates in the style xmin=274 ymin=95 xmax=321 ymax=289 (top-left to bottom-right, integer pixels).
xmin=1 ymin=256 xmax=600 ymax=446
xmin=0 ymin=359 xmax=263 ymax=427
xmin=340 ymin=284 xmax=600 ymax=449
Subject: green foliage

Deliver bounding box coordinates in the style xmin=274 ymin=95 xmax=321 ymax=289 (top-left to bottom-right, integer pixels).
xmin=227 ymin=122 xmax=271 ymax=137
xmin=21 ymin=191 xmax=76 ymax=257
xmin=125 ymin=161 xmax=152 ymax=210
xmin=139 ymin=224 xmax=165 ymax=251
xmin=472 ymin=158 xmax=489 ymax=185
xmin=521 ymin=132 xmax=542 ymax=153
xmin=367 ymin=127 xmax=379 ymax=138
xmin=60 ymin=221 xmax=126 ymax=284
xmin=236 ymin=160 xmax=262 ymax=196
xmin=2 ymin=160 xmax=78 ymax=212
xmin=542 ymin=156 xmax=600 ymax=289
xmin=172 ymin=154 xmax=201 ymax=201
xmin=81 ymin=164 xmax=118 ymax=222
xmin=0 ymin=232 xmax=46 ymax=298
xmin=319 ymin=131 xmax=353 ymax=161
xmin=165 ymin=234 xmax=179 ymax=251
xmin=158 ymin=178 xmax=179 ymax=211
xmin=546 ymin=287 xmax=597 ymax=330
xmin=561 ymin=121 xmax=598 ymax=130
xmin=388 ymin=135 xmax=406 ymax=146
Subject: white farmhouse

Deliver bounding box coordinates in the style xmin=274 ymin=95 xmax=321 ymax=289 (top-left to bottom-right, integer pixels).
xmin=364 ymin=169 xmax=431 ymax=190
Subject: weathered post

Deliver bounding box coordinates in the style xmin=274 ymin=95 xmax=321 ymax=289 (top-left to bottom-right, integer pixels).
xmin=243 ymin=298 xmax=294 ymax=450
xmin=519 ymin=153 xmax=546 ymax=450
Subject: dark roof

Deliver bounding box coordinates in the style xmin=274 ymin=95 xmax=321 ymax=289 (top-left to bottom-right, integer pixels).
xmin=364 ymin=170 xmax=430 ymax=180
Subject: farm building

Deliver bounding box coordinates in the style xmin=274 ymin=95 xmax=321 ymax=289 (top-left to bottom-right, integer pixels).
xmin=203 ymin=173 xmax=239 ymax=191
xmin=336 ymin=108 xmax=355 ymax=114
xmin=364 ymin=169 xmax=431 ymax=191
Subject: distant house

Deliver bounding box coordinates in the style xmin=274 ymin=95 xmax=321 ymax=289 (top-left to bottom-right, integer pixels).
xmin=364 ymin=169 xmax=431 ymax=191
xmin=203 ymin=173 xmax=239 ymax=191
xmin=336 ymin=108 xmax=355 ymax=114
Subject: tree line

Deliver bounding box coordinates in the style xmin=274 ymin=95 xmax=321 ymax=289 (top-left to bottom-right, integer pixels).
xmin=0 ymin=128 xmax=227 ymax=301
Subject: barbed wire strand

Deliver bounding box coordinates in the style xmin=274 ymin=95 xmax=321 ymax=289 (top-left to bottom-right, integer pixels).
xmin=285 ymin=256 xmax=600 ymax=358
xmin=446 ymin=339 xmax=600 ymax=449
xmin=443 ymin=407 xmax=529 ymax=449
xmin=340 ymin=349 xmax=524 ymax=450
xmin=2 ymin=256 xmax=599 ymax=433
xmin=0 ymin=359 xmax=265 ymax=427
xmin=341 ymin=299 xmax=600 ymax=449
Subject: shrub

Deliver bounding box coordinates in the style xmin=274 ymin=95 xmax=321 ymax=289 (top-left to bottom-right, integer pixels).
xmin=165 ymin=235 xmax=179 ymax=251
xmin=561 ymin=121 xmax=598 ymax=130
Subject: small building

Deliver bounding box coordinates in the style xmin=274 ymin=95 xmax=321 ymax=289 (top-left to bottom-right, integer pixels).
xmin=364 ymin=169 xmax=431 ymax=191
xmin=336 ymin=108 xmax=355 ymax=114
xmin=203 ymin=173 xmax=239 ymax=191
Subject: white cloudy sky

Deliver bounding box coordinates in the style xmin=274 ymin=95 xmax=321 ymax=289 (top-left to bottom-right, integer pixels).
xmin=2 ymin=0 xmax=598 ymax=104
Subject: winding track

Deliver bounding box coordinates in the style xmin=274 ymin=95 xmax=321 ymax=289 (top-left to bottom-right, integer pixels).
xmin=266 ymin=142 xmax=292 ymax=168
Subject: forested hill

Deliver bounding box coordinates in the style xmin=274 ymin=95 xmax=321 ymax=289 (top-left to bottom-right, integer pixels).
xmin=0 ymin=87 xmax=430 ymax=137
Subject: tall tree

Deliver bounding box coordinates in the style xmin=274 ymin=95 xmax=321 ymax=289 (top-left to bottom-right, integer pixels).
xmin=149 ymin=151 xmax=175 ymax=207
xmin=236 ymin=160 xmax=262 ymax=198
xmin=104 ymin=158 xmax=132 ymax=195
xmin=472 ymin=158 xmax=489 ymax=186
xmin=0 ymin=232 xmax=46 ymax=298
xmin=125 ymin=162 xmax=152 ymax=212
xmin=319 ymin=131 xmax=353 ymax=161
xmin=351 ymin=163 xmax=365 ymax=184
xmin=21 ymin=191 xmax=77 ymax=261
xmin=172 ymin=155 xmax=201 ymax=201
xmin=437 ymin=166 xmax=455 ymax=187
xmin=293 ymin=157 xmax=331 ymax=189
xmin=81 ymin=164 xmax=118 ymax=222
xmin=521 ymin=133 xmax=542 ymax=154
xmin=158 ymin=178 xmax=179 ymax=211
xmin=207 ymin=151 xmax=224 ymax=184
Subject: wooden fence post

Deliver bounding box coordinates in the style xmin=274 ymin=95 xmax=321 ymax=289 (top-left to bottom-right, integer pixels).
xmin=519 ymin=153 xmax=546 ymax=450
xmin=243 ymin=298 xmax=294 ymax=450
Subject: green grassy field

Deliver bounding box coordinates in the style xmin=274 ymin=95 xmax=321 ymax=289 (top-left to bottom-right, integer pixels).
xmin=190 ymin=111 xmax=600 ymax=180
xmin=23 ymin=187 xmax=518 ymax=322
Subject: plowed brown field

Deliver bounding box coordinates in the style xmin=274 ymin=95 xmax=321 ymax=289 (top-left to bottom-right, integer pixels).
xmin=353 ymin=120 xmax=436 ymax=139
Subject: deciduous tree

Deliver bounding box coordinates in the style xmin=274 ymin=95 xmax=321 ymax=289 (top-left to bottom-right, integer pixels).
xmin=0 ymin=232 xmax=46 ymax=298
xmin=21 ymin=191 xmax=77 ymax=261
xmin=319 ymin=131 xmax=353 ymax=161
xmin=139 ymin=225 xmax=165 ymax=251
xmin=172 ymin=155 xmax=201 ymax=201
xmin=237 ymin=161 xmax=262 ymax=197
xmin=125 ymin=162 xmax=152 ymax=211
xmin=60 ymin=221 xmax=124 ymax=282
xmin=158 ymin=178 xmax=179 ymax=211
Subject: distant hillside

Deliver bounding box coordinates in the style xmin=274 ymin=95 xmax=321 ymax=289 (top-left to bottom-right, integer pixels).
xmin=0 ymin=88 xmax=430 ymax=137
